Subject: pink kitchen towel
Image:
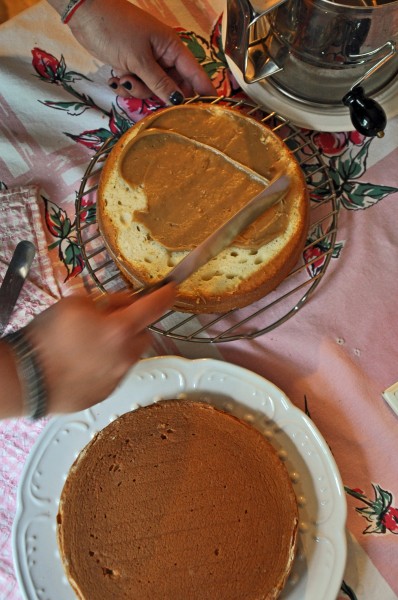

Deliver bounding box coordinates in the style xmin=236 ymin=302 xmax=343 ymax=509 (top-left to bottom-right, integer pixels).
xmin=0 ymin=185 xmax=61 ymax=599
xmin=0 ymin=185 xmax=61 ymax=333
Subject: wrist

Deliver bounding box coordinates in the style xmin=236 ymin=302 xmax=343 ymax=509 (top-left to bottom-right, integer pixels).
xmin=0 ymin=339 xmax=24 ymax=418
xmin=3 ymin=330 xmax=47 ymax=420
xmin=46 ymin=0 xmax=94 ymax=25
xmin=62 ymin=0 xmax=87 ymax=23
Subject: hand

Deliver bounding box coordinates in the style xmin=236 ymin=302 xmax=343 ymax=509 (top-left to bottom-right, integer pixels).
xmin=22 ymin=284 xmax=176 ymax=415
xmin=67 ymin=0 xmax=216 ymax=103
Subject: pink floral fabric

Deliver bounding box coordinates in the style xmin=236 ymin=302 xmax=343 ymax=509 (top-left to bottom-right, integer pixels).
xmin=0 ymin=1 xmax=397 ymax=599
xmin=0 ymin=186 xmax=61 ymax=334
xmin=0 ymin=186 xmax=58 ymax=597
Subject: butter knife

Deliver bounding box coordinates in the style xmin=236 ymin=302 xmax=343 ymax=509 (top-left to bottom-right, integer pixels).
xmin=133 ymin=174 xmax=290 ymax=298
xmin=0 ymin=240 xmax=36 ymax=336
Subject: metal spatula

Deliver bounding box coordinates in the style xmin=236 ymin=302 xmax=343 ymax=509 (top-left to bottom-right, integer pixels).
xmin=133 ymin=174 xmax=290 ymax=299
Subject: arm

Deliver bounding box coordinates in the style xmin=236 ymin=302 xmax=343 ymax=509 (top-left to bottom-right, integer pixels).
xmin=0 ymin=340 xmax=24 ymax=418
xmin=0 ymin=284 xmax=175 ymax=419
xmin=45 ymin=0 xmax=216 ymax=103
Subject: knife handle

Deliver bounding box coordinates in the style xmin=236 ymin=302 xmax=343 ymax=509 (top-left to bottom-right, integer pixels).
xmin=0 ymin=241 xmax=36 ymax=335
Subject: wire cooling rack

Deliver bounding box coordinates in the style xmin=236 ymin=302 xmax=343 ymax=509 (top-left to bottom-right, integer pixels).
xmin=75 ymin=96 xmax=339 ymax=343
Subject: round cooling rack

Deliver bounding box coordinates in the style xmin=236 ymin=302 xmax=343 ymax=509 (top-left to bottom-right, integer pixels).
xmin=75 ymin=96 xmax=339 ymax=343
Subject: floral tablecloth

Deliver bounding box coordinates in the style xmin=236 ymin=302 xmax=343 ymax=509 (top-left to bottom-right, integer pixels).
xmin=0 ymin=1 xmax=398 ymax=598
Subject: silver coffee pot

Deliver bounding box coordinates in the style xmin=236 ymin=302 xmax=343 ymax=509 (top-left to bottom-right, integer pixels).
xmin=225 ymin=0 xmax=398 ymax=136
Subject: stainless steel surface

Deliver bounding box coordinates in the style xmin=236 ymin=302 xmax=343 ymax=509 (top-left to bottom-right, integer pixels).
xmin=224 ymin=0 xmax=285 ymax=83
xmin=0 ymin=241 xmax=35 ymax=335
xmin=75 ymin=96 xmax=339 ymax=343
xmin=225 ymin=0 xmax=285 ymax=82
xmin=225 ymin=0 xmax=398 ymax=105
xmin=350 ymin=41 xmax=396 ymax=90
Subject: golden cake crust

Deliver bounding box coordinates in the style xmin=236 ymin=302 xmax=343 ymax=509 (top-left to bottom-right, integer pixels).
xmin=97 ymin=103 xmax=309 ymax=313
xmin=57 ymin=400 xmax=298 ymax=600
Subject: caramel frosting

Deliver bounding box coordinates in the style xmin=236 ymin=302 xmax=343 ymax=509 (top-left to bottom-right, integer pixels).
xmin=57 ymin=400 xmax=298 ymax=600
xmin=119 ymin=106 xmax=290 ymax=251
xmin=148 ymin=105 xmax=282 ymax=179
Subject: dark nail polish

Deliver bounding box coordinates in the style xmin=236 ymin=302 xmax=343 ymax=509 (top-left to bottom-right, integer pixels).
xmin=169 ymin=91 xmax=184 ymax=105
xmin=122 ymin=81 xmax=132 ymax=91
xmin=109 ymin=82 xmax=118 ymax=89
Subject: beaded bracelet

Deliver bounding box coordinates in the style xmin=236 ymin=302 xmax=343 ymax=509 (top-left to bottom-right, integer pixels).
xmin=62 ymin=0 xmax=87 ymax=24
xmin=4 ymin=329 xmax=47 ymax=420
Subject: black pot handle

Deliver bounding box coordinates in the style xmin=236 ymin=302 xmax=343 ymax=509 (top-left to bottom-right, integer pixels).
xmin=342 ymin=86 xmax=386 ymax=138
xmin=341 ymin=40 xmax=395 ymax=138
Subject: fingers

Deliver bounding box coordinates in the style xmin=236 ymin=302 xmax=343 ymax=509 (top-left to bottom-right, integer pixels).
xmin=115 ymin=36 xmax=215 ymax=106
xmin=118 ymin=329 xmax=152 ymax=366
xmin=108 ymin=42 xmax=216 ymax=104
xmin=108 ymin=74 xmax=152 ymax=99
xmin=172 ymin=45 xmax=217 ymax=98
xmin=103 ymin=284 xmax=176 ymax=377
xmin=109 ymin=74 xmax=185 ymax=105
xmin=95 ymin=291 xmax=135 ymax=312
xmin=95 ymin=283 xmax=176 ymax=319
xmin=119 ymin=74 xmax=152 ymax=98
xmin=133 ymin=56 xmax=187 ymax=105
xmin=116 ymin=282 xmax=177 ymax=333
xmin=110 ymin=62 xmax=185 ymax=105
xmin=129 ymin=282 xmax=177 ymax=326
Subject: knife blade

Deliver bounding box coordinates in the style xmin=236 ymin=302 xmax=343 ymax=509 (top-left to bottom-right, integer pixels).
xmin=0 ymin=240 xmax=36 ymax=336
xmin=133 ymin=174 xmax=290 ymax=299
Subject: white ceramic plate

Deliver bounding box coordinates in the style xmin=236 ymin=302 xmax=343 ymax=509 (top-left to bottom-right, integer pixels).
xmin=221 ymin=11 xmax=398 ymax=132
xmin=13 ymin=356 xmax=347 ymax=600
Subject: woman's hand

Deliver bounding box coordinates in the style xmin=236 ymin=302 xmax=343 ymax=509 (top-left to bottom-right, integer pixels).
xmin=50 ymin=0 xmax=216 ymax=103
xmin=1 ymin=284 xmax=175 ymax=418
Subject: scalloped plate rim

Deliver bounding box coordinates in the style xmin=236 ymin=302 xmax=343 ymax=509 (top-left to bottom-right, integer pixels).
xmin=12 ymin=355 xmax=347 ymax=600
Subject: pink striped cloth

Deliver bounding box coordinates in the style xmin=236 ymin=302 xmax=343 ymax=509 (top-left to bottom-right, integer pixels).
xmin=0 ymin=1 xmax=397 ymax=599
xmin=0 ymin=185 xmax=60 ymax=597
xmin=0 ymin=186 xmax=61 ymax=335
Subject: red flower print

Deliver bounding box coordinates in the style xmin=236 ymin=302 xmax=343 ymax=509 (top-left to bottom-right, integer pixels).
xmin=175 ymin=27 xmax=194 ymax=45
xmin=42 ymin=197 xmax=84 ymax=283
xmin=345 ymin=484 xmax=398 ymax=535
xmin=32 ymin=47 xmax=65 ymax=83
xmin=348 ymin=130 xmax=365 ymax=145
xmin=312 ymin=132 xmax=348 ymax=156
xmin=312 ymin=129 xmax=364 ymax=156
xmin=66 ymin=128 xmax=113 ymax=151
xmin=304 ymin=245 xmax=327 ymax=277
xmin=32 ymin=46 xmax=92 ymax=86
xmin=210 ymin=14 xmax=223 ymax=52
xmin=117 ymin=96 xmax=163 ymax=123
xmin=109 ymin=111 xmax=123 ymax=136
xmin=79 ymin=196 xmax=96 ymax=224
xmin=44 ymin=199 xmax=71 ymax=239
xmin=65 ymin=254 xmax=84 ymax=281
xmin=212 ymin=68 xmax=233 ymax=96
xmin=382 ymin=506 xmax=398 ymax=534
xmin=108 ymin=106 xmax=133 ymax=137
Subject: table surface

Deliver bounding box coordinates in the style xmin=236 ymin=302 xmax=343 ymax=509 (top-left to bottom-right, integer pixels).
xmin=0 ymin=1 xmax=398 ymax=599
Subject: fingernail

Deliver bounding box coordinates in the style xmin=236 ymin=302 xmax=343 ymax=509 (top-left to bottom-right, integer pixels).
xmin=109 ymin=82 xmax=118 ymax=89
xmin=169 ymin=91 xmax=184 ymax=105
xmin=122 ymin=81 xmax=133 ymax=91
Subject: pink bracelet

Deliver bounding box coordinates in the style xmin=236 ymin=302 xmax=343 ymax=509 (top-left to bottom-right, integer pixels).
xmin=62 ymin=0 xmax=87 ymax=24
